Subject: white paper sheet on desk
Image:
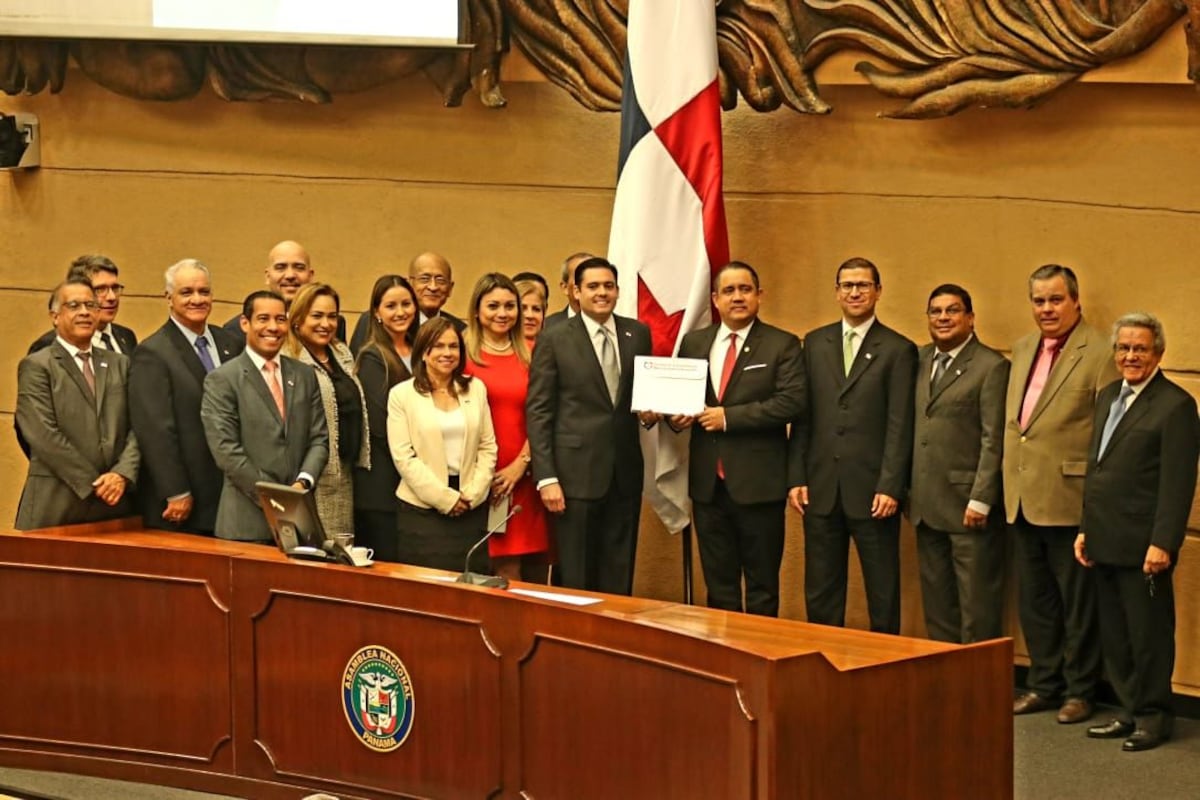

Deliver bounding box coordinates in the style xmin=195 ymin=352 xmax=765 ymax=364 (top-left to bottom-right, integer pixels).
xmin=631 ymin=356 xmax=707 ymax=415
xmin=510 ymin=588 xmax=604 ymax=606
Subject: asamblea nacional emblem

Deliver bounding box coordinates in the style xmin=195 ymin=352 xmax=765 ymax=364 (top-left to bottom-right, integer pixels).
xmin=342 ymin=646 xmax=415 ymax=752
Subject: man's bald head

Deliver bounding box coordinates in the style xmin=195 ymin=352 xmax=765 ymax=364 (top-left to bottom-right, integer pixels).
xmin=265 ymin=240 xmax=313 ymax=303
xmin=409 ymin=251 xmax=455 ymax=317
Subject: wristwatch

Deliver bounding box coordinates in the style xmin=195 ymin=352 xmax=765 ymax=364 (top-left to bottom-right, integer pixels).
xmin=297 ymin=477 xmax=313 ymax=491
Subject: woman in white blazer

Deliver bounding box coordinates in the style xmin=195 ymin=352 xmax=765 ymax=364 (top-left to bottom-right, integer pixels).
xmin=387 ymin=317 xmax=497 ymax=572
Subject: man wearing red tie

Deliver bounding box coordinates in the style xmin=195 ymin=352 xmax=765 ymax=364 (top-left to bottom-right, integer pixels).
xmin=672 ymin=262 xmax=806 ymax=616
xmin=1005 ymin=264 xmax=1117 ymax=724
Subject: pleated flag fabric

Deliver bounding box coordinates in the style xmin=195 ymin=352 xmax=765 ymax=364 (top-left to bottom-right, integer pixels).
xmin=609 ymin=0 xmax=730 ymax=533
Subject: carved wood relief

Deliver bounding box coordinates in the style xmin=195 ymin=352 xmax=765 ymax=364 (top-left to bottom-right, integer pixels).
xmin=1 ymin=1 xmax=1196 ymax=118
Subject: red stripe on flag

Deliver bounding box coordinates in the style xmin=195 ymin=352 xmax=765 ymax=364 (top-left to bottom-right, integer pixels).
xmin=638 ymin=276 xmax=684 ymax=357
xmin=653 ymin=79 xmax=730 ymax=276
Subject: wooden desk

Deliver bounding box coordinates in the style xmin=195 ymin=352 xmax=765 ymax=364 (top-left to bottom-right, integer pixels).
xmin=0 ymin=523 xmax=1012 ymax=799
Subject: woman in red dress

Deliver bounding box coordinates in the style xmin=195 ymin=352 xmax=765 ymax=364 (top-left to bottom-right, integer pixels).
xmin=463 ymin=273 xmax=551 ymax=582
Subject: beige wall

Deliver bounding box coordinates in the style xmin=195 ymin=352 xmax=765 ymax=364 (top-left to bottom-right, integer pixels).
xmin=4 ymin=61 xmax=1200 ymax=687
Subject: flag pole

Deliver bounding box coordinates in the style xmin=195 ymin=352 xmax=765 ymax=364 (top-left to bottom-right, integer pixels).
xmin=681 ymin=522 xmax=694 ymax=605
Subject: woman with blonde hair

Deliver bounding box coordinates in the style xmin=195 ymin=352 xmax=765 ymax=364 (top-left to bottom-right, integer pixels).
xmin=463 ymin=273 xmax=551 ymax=583
xmin=285 ymin=282 xmax=369 ymax=538
xmin=515 ymin=277 xmax=547 ymax=346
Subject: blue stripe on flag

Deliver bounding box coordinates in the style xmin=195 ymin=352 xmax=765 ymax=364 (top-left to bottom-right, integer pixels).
xmin=616 ymin=46 xmax=652 ymax=180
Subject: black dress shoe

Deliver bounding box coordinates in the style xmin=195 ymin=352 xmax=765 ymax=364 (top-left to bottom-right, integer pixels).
xmin=1013 ymin=692 xmax=1055 ymax=715
xmin=1123 ymin=728 xmax=1168 ymax=752
xmin=1087 ymin=719 xmax=1134 ymax=739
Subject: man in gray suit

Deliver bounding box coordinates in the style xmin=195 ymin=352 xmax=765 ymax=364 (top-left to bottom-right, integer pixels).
xmin=908 ymin=284 xmax=1010 ymax=643
xmin=15 ymin=279 xmax=140 ymax=529
xmin=202 ymin=290 xmax=329 ymax=542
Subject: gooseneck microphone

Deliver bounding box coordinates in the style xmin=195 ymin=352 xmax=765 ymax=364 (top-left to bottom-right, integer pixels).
xmin=457 ymin=504 xmax=522 ymax=589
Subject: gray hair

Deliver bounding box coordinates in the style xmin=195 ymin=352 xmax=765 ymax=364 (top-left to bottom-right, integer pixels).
xmin=49 ymin=278 xmax=94 ymax=312
xmin=164 ymin=259 xmax=211 ymax=294
xmin=1112 ymin=311 xmax=1165 ymax=354
xmin=1028 ymin=264 xmax=1079 ymax=300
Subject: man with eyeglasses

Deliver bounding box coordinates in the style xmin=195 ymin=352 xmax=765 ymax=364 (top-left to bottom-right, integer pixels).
xmin=1074 ymin=313 xmax=1199 ymax=752
xmin=543 ymin=251 xmax=593 ymax=330
xmin=1006 ymin=264 xmax=1117 ymax=726
xmin=787 ymin=257 xmax=916 ymax=634
xmin=349 ymin=251 xmax=464 ymax=353
xmin=28 ymin=255 xmax=139 ymax=355
xmin=222 ymin=240 xmax=346 ymax=340
xmin=15 ymin=279 xmax=140 ymax=529
xmin=907 ymin=284 xmax=1010 ymax=644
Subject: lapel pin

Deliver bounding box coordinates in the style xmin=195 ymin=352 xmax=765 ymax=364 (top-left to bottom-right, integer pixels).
xmin=99 ymin=362 xmax=108 ymax=368
xmin=287 ymin=380 xmax=295 ymax=387
xmin=743 ymin=346 xmax=750 ymax=353
xmin=623 ymin=331 xmax=631 ymax=337
xmin=865 ymin=353 xmax=873 ymax=360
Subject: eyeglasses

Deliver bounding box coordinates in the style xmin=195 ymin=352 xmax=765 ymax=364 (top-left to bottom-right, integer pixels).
xmin=92 ymin=284 xmax=125 ymax=296
xmin=413 ymin=274 xmax=449 ymax=288
xmin=1114 ymin=344 xmax=1153 ymax=356
xmin=927 ymin=306 xmax=966 ymax=318
xmin=836 ymin=281 xmax=876 ymax=294
xmin=60 ymin=300 xmax=99 ymax=312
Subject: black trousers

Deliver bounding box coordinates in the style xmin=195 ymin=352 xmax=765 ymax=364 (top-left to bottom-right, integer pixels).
xmin=354 ymin=508 xmax=399 ymax=563
xmin=915 ymin=522 xmax=1006 ymax=643
xmin=693 ymin=481 xmax=785 ymax=616
xmin=803 ymin=499 xmax=901 ymax=634
xmin=1094 ymin=562 xmax=1176 ymax=729
xmin=1011 ymin=511 xmax=1100 ymax=700
xmin=554 ymin=484 xmax=641 ymax=596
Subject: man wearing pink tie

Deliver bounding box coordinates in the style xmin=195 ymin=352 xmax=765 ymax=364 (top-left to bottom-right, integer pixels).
xmin=1005 ymin=265 xmax=1118 ymax=724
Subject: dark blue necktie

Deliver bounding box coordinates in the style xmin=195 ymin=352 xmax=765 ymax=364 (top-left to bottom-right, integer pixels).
xmin=195 ymin=336 xmax=216 ymax=373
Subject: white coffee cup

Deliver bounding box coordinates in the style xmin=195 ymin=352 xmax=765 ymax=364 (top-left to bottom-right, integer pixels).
xmin=349 ymin=546 xmax=374 ymax=565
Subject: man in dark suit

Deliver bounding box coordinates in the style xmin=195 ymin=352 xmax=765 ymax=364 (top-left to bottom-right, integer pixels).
xmin=527 ymin=257 xmax=653 ymax=594
xmin=15 ymin=279 xmax=140 ymax=529
xmin=787 ymin=257 xmax=917 ymax=634
xmin=349 ymin=251 xmax=464 ymax=352
xmin=202 ymin=291 xmax=329 ymax=542
xmin=671 ymin=262 xmax=806 ymax=616
xmin=542 ymin=251 xmax=592 ymax=331
xmin=908 ymin=284 xmax=1010 ymax=643
xmin=27 ymin=255 xmax=138 ymax=356
xmin=1075 ymin=312 xmax=1199 ymax=752
xmin=1006 ymin=264 xmax=1117 ymax=724
xmin=222 ymin=240 xmax=346 ymax=341
xmin=130 ymin=259 xmax=244 ymax=535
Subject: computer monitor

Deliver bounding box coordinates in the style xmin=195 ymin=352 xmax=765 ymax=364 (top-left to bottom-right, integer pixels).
xmin=256 ymin=481 xmax=329 ymax=559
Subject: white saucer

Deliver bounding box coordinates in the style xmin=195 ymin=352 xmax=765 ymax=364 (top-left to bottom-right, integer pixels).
xmin=352 ymin=558 xmax=374 ymax=568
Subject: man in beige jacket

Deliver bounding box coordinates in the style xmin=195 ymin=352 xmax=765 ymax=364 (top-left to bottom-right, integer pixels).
xmin=1005 ymin=264 xmax=1118 ymax=724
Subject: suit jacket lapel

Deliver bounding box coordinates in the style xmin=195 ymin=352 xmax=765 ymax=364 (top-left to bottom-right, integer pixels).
xmin=92 ymin=349 xmax=111 ymax=414
xmin=614 ymin=317 xmax=639 ymax=407
xmin=842 ymin=324 xmax=882 ymax=396
xmin=165 ymin=321 xmax=209 ymax=388
xmin=916 ymin=347 xmax=933 ymax=409
xmin=822 ymin=327 xmax=845 ymax=389
xmin=52 ymin=344 xmax=96 ymax=406
xmin=929 ymin=339 xmax=975 ymax=405
xmin=696 ymin=326 xmax=722 ymax=403
xmin=243 ymin=353 xmax=285 ymax=428
xmin=570 ymin=316 xmax=612 ymax=407
xmin=1099 ymin=374 xmax=1161 ymax=462
xmin=1027 ymin=331 xmax=1087 ymax=428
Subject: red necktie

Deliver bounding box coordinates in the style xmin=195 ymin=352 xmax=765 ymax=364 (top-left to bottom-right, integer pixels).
xmin=716 ymin=333 xmax=738 ymax=479
xmin=717 ymin=333 xmax=738 ymax=401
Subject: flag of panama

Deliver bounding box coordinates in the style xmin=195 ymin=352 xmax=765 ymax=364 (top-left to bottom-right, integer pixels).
xmin=609 ymin=0 xmax=729 ymax=532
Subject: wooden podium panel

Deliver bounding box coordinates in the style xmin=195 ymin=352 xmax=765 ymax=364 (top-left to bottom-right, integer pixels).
xmin=231 ymin=560 xmax=505 ymax=799
xmin=518 ymin=635 xmax=757 ymax=800
xmin=0 ymin=525 xmax=1013 ymax=799
xmin=0 ymin=528 xmax=234 ymax=771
